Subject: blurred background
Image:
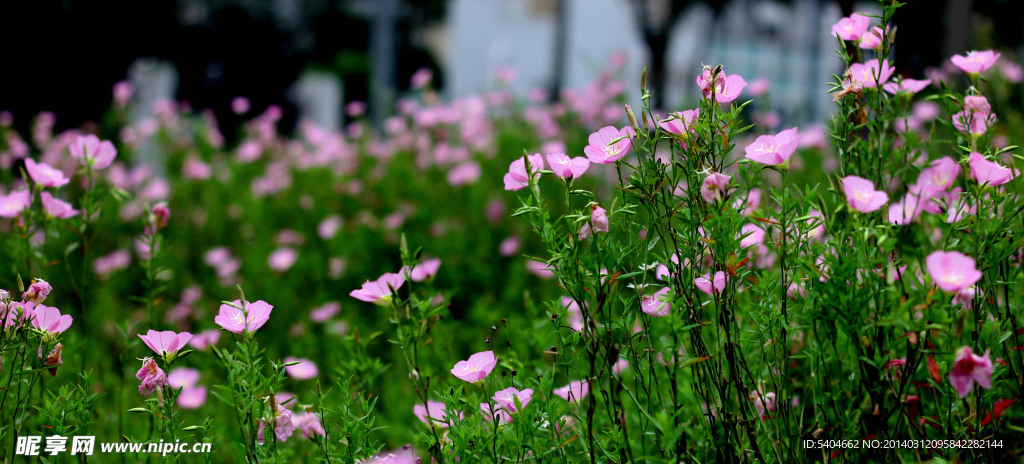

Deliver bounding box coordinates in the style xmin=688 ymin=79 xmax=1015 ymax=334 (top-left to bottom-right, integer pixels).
xmin=1 ymin=0 xmax=1022 ymax=139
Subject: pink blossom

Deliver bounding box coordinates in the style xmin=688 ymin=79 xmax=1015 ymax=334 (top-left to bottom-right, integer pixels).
xmin=409 ymin=258 xmax=441 ymax=282
xmin=493 ymin=387 xmax=534 ymax=413
xmin=231 ymin=97 xmax=250 ymax=114
xmin=503 ymin=154 xmax=544 ymax=191
xmin=546 ymin=153 xmax=590 ymax=179
xmin=112 ymin=81 xmax=133 ymax=107
xmin=349 ymin=272 xmax=405 ymax=306
xmin=293 ymin=411 xmax=325 ymax=438
xmin=214 ymin=299 xmax=274 ymax=334
xmin=168 ymin=367 xmax=200 ymax=390
xmin=744 ymin=127 xmax=801 ymax=166
xmin=257 ymin=404 xmax=295 ymax=443
xmin=584 ymin=126 xmax=634 ymax=164
xmin=136 ymin=357 xmax=168 ymax=396
xmin=969 ymin=152 xmax=1016 ymax=186
xmin=499 ymin=236 xmax=520 ymax=256
xmin=451 ymin=351 xmax=497 ymax=383
xmin=858 ymin=26 xmax=886 ymax=50
xmin=700 ymin=172 xmax=732 ymax=203
xmin=177 ymin=386 xmax=208 ymax=409
xmin=93 ymin=250 xmax=131 ymax=277
xmin=953 ymin=286 xmax=977 ymax=309
xmin=830 ymin=13 xmax=870 ymax=41
xmin=951 ymin=50 xmax=1001 ymax=75
xmin=640 ymin=287 xmax=671 ymax=317
xmin=183 ymin=156 xmax=212 ymax=180
xmin=888 ymin=194 xmax=921 ymax=225
xmin=953 ymin=110 xmax=996 ymax=136
xmin=346 ymin=101 xmax=366 ymax=117
xmin=697 ymin=69 xmax=747 ymax=103
xmin=268 ymin=247 xmax=298 ymax=272
xmin=318 ymin=215 xmax=343 ymax=240
xmin=736 ymin=189 xmax=761 ymax=216
xmin=926 ymin=250 xmax=982 ymax=293
xmin=917 ymin=156 xmax=960 ymax=195
xmin=739 ymin=223 xmax=766 ymax=250
xmin=310 ymin=302 xmax=340 ymax=323
xmin=413 ymin=401 xmax=456 ymax=428
xmin=24 ymin=159 xmax=70 ymax=188
xmin=695 ymin=271 xmax=728 ymax=295
xmin=658 ymin=110 xmax=700 ymax=140
xmin=43 ymin=343 xmax=62 ymax=377
xmin=883 ymin=79 xmax=931 ymax=95
xmin=138 ymin=330 xmax=192 ymax=357
xmin=590 ymin=203 xmax=609 ymax=233
xmin=30 ymin=304 xmax=72 ymax=337
xmin=1000 ymin=61 xmax=1024 ymax=82
xmin=410 ymin=68 xmax=433 ymax=89
xmin=480 ymin=403 xmax=512 ymax=426
xmin=747 ymin=78 xmax=771 ymax=97
xmin=40 ymin=192 xmax=78 ymax=219
xmin=69 ymin=135 xmax=117 ymax=170
xmin=284 ymin=357 xmax=319 ymax=380
xmin=554 ymin=380 xmax=590 ymax=403
xmin=949 ymin=346 xmax=993 ymax=398
xmin=750 ymin=391 xmax=777 ymax=419
xmin=0 ymin=189 xmax=29 ymax=218
xmin=841 ymin=175 xmax=888 ymax=212
xmin=849 ymin=59 xmax=895 ymax=88
xmin=189 ymin=329 xmax=221 ymax=350
xmin=23 ymin=279 xmax=52 ymax=303
xmin=448 ymin=161 xmax=481 ymax=186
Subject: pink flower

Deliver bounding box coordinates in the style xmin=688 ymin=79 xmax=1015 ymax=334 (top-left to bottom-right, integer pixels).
xmin=268 ymin=247 xmax=298 ymax=272
xmin=953 ymin=286 xmax=977 ymax=309
xmin=743 ymin=127 xmax=801 ymax=166
xmin=257 ymin=404 xmax=295 ymax=444
xmin=409 ymin=258 xmax=441 ymax=282
xmin=640 ymin=287 xmax=671 ymax=317
xmin=750 ymin=391 xmax=777 ymax=419
xmin=590 ymin=203 xmax=609 ymax=233
xmin=310 ymin=302 xmax=340 ymax=323
xmin=499 ymin=236 xmax=521 ymax=256
xmin=747 ymin=78 xmax=771 ymax=97
xmin=413 ymin=401 xmax=456 ymax=428
xmin=284 ymin=357 xmax=319 ymax=380
xmin=138 ymin=330 xmax=193 ymax=358
xmin=177 ymin=386 xmax=208 ymax=409
xmin=546 ymin=153 xmax=590 ymax=179
xmin=69 ymin=135 xmax=117 ymax=170
xmin=24 ymin=159 xmax=70 ymax=188
xmin=293 ymin=411 xmax=325 ymax=438
xmin=30 ymin=304 xmax=72 ymax=338
xmin=700 ymin=172 xmax=732 ymax=203
xmin=0 ymin=190 xmax=30 ymax=218
xmin=584 ymin=126 xmax=634 ymax=164
xmin=858 ymin=26 xmax=886 ymax=50
xmin=168 ymin=367 xmax=200 ymax=390
xmin=503 ymin=154 xmax=544 ymax=191
xmin=113 ymin=81 xmax=133 ymax=107
xmin=849 ymin=59 xmax=894 ymax=88
xmin=554 ymin=380 xmax=590 ymax=403
xmin=189 ymin=329 xmax=221 ymax=350
xmin=658 ymin=110 xmax=700 ymax=140
xmin=926 ymin=250 xmax=982 ymax=293
xmin=136 ymin=357 xmax=168 ymax=396
xmin=969 ymin=152 xmax=1016 ymax=186
xmin=953 ymin=110 xmax=996 ymax=136
xmin=40 ymin=192 xmax=78 ymax=219
xmin=349 ymin=272 xmax=405 ymax=306
xmin=917 ymin=156 xmax=961 ymax=195
xmin=697 ymin=69 xmax=747 ymax=103
xmin=214 ymin=299 xmax=274 ymax=334
xmin=883 ymin=79 xmax=931 ymax=96
xmin=951 ymin=50 xmax=1001 ymax=75
xmin=830 ymin=13 xmax=870 ymax=41
xmin=480 ymin=403 xmax=512 ymax=426
xmin=43 ymin=343 xmax=62 ymax=377
xmin=451 ymin=350 xmax=497 ymax=383
xmin=695 ymin=271 xmax=728 ymax=295
xmin=318 ymin=215 xmax=343 ymax=240
xmin=841 ymin=175 xmax=888 ymax=212
xmin=410 ymin=68 xmax=433 ymax=89
xmin=493 ymin=387 xmax=534 ymax=413
xmin=888 ymin=194 xmax=921 ymax=225
xmin=949 ymin=346 xmax=993 ymax=398
xmin=23 ymin=279 xmax=52 ymax=303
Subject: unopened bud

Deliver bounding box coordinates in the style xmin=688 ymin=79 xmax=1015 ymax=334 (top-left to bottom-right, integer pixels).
xmin=640 ymin=68 xmax=647 ymax=91
xmin=625 ymin=104 xmax=640 ymax=133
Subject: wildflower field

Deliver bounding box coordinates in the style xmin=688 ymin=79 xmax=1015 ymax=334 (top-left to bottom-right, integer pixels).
xmin=2 ymin=3 xmax=1024 ymax=463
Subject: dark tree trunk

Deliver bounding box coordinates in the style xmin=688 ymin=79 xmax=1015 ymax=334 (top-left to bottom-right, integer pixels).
xmin=646 ymin=31 xmax=669 ymax=109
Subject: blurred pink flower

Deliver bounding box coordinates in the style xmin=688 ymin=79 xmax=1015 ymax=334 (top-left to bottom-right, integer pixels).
xmin=268 ymin=247 xmax=298 ymax=272
xmin=499 ymin=236 xmax=521 ymax=257
xmin=284 ymin=357 xmax=319 ymax=380
xmin=503 ymin=154 xmax=544 ymax=191
xmin=350 ymin=272 xmax=405 ymax=306
xmin=310 ymin=302 xmax=340 ymax=323
xmin=257 ymin=404 xmax=294 ymax=444
xmin=451 ymin=350 xmax=497 ymax=383
xmin=849 ymin=59 xmax=894 ymax=88
xmin=526 ymin=260 xmax=554 ymax=278
xmin=926 ymin=250 xmax=982 ymax=293
xmin=215 ymin=299 xmax=274 ymax=334
xmin=448 ymin=161 xmax=481 ymax=186
xmin=136 ymin=357 xmax=168 ymax=396
xmin=695 ymin=271 xmax=728 ymax=295
xmin=747 ymin=78 xmax=771 ymax=97
xmin=112 ymin=81 xmax=133 ymax=107
xmin=30 ymin=304 xmax=72 ymax=337
xmin=888 ymin=194 xmax=921 ymax=225
xmin=700 ymin=172 xmax=732 ymax=203
xmin=69 ymin=135 xmax=117 ymax=170
xmin=293 ymin=411 xmax=325 ymax=438
xmin=554 ymin=380 xmax=590 ymax=403
xmin=345 ymin=101 xmax=366 ymax=117
xmin=413 ymin=401 xmax=456 ymax=428
xmin=493 ymin=387 xmax=534 ymax=413
xmin=318 ymin=215 xmax=343 ymax=240
xmin=24 ymin=159 xmax=70 ymax=187
xmin=93 ymin=249 xmax=131 ymax=277
xmin=953 ymin=286 xmax=977 ymax=309
xmin=177 ymin=386 xmax=208 ymax=409
xmin=883 ymin=78 xmax=930 ymax=95
xmin=584 ymin=126 xmax=634 ymax=164
xmin=640 ymin=287 xmax=671 ymax=317
xmin=951 ymin=50 xmax=1000 ymax=75
xmin=590 ymin=203 xmax=609 ymax=233
xmin=858 ymin=26 xmax=886 ymax=50
xmin=658 ymin=109 xmax=700 ymax=140
xmin=480 ymin=402 xmax=513 ymax=426
xmin=546 ymin=153 xmax=590 ymax=179
xmin=969 ymin=152 xmax=1016 ymax=186
xmin=841 ymin=175 xmax=888 ymax=212
xmin=410 ymin=68 xmax=433 ymax=89
xmin=231 ymin=97 xmax=250 ymax=114
xmin=0 ymin=189 xmax=30 ymax=218
xmin=189 ymin=329 xmax=221 ymax=350
xmin=953 ymin=110 xmax=995 ymax=136
xmin=697 ymin=69 xmax=747 ymax=103
xmin=830 ymin=13 xmax=870 ymax=41
xmin=138 ymin=330 xmax=192 ymax=358
xmin=744 ymin=127 xmax=801 ymax=166
xmin=409 ymin=258 xmax=441 ymax=282
xmin=168 ymin=367 xmax=200 ymax=390
xmin=949 ymin=346 xmax=993 ymax=398
xmin=40 ymin=191 xmax=78 ymax=219
xmin=750 ymin=391 xmax=776 ymax=419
